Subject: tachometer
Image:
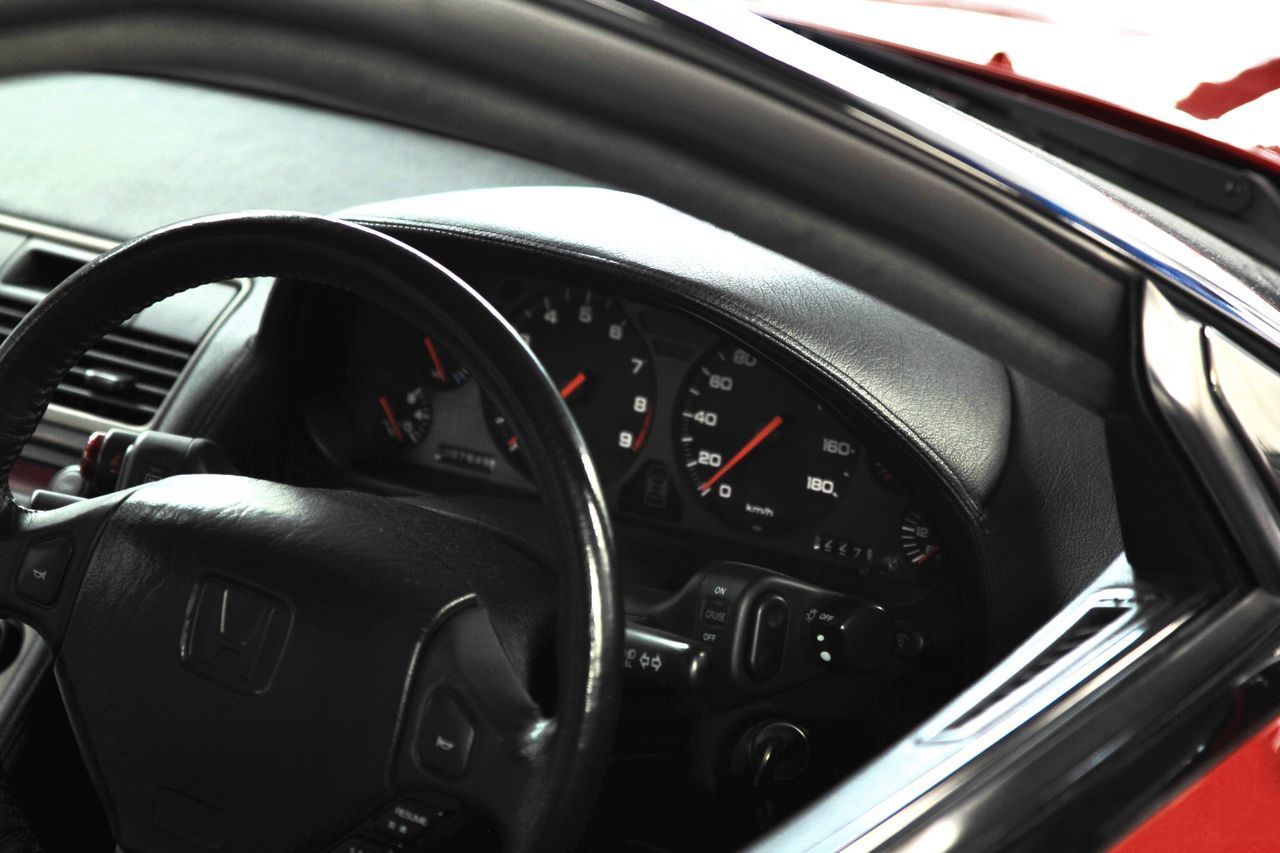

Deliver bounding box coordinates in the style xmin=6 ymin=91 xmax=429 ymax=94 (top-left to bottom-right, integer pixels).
xmin=677 ymin=342 xmax=857 ymax=534
xmin=489 ymin=287 xmax=655 ymax=481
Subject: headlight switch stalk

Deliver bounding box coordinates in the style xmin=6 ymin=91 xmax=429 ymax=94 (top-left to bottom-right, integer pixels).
xmin=36 ymin=428 xmax=236 ymax=509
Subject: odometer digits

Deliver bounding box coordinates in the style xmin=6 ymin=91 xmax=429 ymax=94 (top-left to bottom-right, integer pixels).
xmin=678 ymin=343 xmax=857 ymax=534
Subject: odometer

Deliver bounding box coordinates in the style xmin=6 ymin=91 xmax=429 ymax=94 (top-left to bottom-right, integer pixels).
xmin=678 ymin=343 xmax=857 ymax=534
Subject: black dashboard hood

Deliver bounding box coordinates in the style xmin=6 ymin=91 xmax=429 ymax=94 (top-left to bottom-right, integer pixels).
xmin=340 ymin=186 xmax=1012 ymax=516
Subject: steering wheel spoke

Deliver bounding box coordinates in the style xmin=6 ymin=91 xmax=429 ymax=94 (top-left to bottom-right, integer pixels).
xmin=0 ymin=492 xmax=129 ymax=646
xmin=392 ymin=604 xmax=552 ymax=839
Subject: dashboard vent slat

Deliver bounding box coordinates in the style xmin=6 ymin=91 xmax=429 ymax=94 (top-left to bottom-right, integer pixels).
xmin=70 ymin=347 xmax=184 ymax=383
xmin=0 ymin=290 xmax=196 ymax=425
xmin=943 ymin=604 xmax=1128 ymax=732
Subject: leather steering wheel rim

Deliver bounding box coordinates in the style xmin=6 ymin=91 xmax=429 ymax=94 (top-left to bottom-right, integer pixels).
xmin=0 ymin=212 xmax=622 ymax=852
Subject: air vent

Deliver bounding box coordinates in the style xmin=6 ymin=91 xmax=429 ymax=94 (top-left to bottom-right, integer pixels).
xmin=0 ymin=290 xmax=195 ymax=425
xmin=1 ymin=243 xmax=86 ymax=292
xmin=944 ymin=605 xmax=1128 ymax=732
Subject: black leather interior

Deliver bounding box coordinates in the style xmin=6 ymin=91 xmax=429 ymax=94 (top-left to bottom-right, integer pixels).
xmin=0 ymin=775 xmax=37 ymax=853
xmin=0 ymin=213 xmax=623 ymax=851
xmin=0 ymin=0 xmax=1130 ymax=409
xmin=342 ymin=187 xmax=1012 ymax=518
xmin=58 ymin=477 xmax=553 ymax=850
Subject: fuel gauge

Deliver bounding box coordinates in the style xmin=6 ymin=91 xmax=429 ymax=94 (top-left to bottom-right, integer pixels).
xmin=375 ymin=384 xmax=433 ymax=446
xmin=342 ymin=308 xmax=447 ymax=451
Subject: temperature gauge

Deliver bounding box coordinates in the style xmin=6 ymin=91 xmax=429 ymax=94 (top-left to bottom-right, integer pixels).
xmin=899 ymin=507 xmax=942 ymax=567
xmin=422 ymin=335 xmax=470 ymax=390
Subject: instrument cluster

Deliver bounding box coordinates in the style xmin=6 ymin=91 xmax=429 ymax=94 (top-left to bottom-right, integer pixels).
xmin=311 ymin=277 xmax=947 ymax=602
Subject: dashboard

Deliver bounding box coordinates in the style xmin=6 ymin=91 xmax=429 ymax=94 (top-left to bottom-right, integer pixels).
xmin=267 ymin=201 xmax=997 ymax=714
xmin=250 ymin=185 xmax=1039 ymax=713
xmin=304 ymin=276 xmax=947 ymax=607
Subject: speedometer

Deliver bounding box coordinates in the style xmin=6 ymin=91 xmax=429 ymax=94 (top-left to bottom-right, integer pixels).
xmin=677 ymin=342 xmax=857 ymax=534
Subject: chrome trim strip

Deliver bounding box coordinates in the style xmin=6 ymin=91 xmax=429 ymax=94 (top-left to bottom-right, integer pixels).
xmin=629 ymin=0 xmax=1280 ymax=352
xmin=1143 ymin=282 xmax=1280 ymax=586
xmin=927 ymin=587 xmax=1140 ymax=742
xmin=1207 ymin=329 xmax=1280 ymax=503
xmin=37 ymin=405 xmax=136 ymax=453
xmin=847 ymin=602 xmax=1197 ymax=853
xmin=741 ymin=556 xmax=1200 ymax=853
xmin=0 ymin=212 xmax=114 ymax=252
xmin=842 ymin=596 xmax=1199 ymax=853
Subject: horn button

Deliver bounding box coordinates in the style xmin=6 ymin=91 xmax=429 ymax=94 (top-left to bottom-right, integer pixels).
xmin=181 ymin=578 xmax=292 ymax=695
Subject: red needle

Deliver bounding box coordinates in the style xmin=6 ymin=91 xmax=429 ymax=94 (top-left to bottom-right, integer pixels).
xmin=559 ymin=371 xmax=587 ymax=400
xmin=913 ymin=545 xmax=942 ymax=566
xmin=699 ymin=414 xmax=783 ymax=495
xmin=378 ymin=394 xmax=405 ymax=442
xmin=423 ymin=336 xmax=448 ymax=385
xmin=633 ymin=408 xmax=654 ymax=452
xmin=507 ymin=373 xmax=585 ymax=454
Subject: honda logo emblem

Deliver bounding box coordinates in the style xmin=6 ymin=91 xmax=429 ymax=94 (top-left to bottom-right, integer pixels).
xmin=181 ymin=578 xmax=292 ymax=694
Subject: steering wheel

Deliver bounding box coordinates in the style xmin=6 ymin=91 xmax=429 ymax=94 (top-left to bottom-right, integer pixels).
xmin=0 ymin=213 xmax=621 ymax=852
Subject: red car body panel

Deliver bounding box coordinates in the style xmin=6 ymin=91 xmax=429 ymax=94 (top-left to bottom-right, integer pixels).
xmin=1111 ymin=718 xmax=1280 ymax=851
xmin=788 ymin=24 xmax=1280 ymax=180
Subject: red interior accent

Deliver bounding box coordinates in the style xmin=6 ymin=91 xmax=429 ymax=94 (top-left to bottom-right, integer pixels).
xmin=80 ymin=430 xmax=106 ymax=480
xmin=1111 ymin=717 xmax=1280 ymax=851
xmin=11 ymin=457 xmax=56 ymax=497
